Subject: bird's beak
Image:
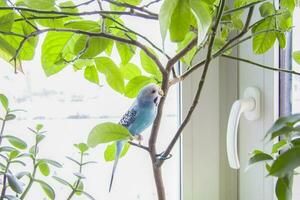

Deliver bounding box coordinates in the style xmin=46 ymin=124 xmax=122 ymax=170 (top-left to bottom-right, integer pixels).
xmin=158 ymin=88 xmax=164 ymax=96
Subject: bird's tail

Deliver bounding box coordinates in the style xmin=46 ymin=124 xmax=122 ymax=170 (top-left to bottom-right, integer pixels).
xmin=109 ymin=140 xmax=124 ymax=192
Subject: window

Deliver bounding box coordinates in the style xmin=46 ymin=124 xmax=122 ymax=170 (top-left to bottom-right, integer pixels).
xmin=0 ymin=2 xmax=181 ymax=199
xmin=280 ymin=6 xmax=300 ymax=200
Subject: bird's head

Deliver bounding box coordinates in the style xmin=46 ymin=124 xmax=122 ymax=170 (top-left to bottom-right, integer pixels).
xmin=137 ymin=84 xmax=164 ymax=107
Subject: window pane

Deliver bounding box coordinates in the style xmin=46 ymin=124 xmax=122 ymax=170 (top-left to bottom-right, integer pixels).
xmin=0 ymin=1 xmax=181 ymax=199
xmin=292 ymin=7 xmax=300 ymax=200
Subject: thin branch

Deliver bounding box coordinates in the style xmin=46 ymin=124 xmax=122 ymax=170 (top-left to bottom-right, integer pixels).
xmin=103 ymin=0 xmax=158 ymax=17
xmin=143 ymin=0 xmax=162 ymax=8
xmin=6 ymin=28 xmax=165 ymax=75
xmin=249 ymin=12 xmax=284 ymax=29
xmin=7 ymin=0 xmax=38 ymax=30
xmin=59 ymin=0 xmax=95 ymax=9
xmin=15 ymin=15 xmax=69 ymax=22
xmin=0 ymin=6 xmax=158 ymax=20
xmin=128 ymin=141 xmax=150 ymax=152
xmin=0 ymin=31 xmax=25 ymax=38
xmin=157 ymin=0 xmax=227 ymax=167
xmin=222 ymin=54 xmax=300 ymax=76
xmin=166 ymin=37 xmax=197 ymax=71
xmin=223 ymin=0 xmax=266 ymax=15
xmin=105 ymin=17 xmax=170 ymax=59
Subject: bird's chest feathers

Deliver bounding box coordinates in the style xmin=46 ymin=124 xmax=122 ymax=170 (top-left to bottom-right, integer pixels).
xmin=128 ymin=107 xmax=157 ymax=135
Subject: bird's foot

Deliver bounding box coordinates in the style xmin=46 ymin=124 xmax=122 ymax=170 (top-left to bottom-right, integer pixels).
xmin=133 ymin=134 xmax=143 ymax=145
xmin=155 ymin=151 xmax=172 ymax=161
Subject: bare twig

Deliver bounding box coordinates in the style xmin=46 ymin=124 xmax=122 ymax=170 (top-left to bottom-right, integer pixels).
xmin=143 ymin=0 xmax=162 ymax=8
xmin=103 ymin=0 xmax=158 ymax=17
xmin=157 ymin=0 xmax=227 ymax=168
xmin=128 ymin=141 xmax=150 ymax=152
xmin=0 ymin=6 xmax=158 ymax=20
xmin=7 ymin=0 xmax=38 ymax=30
xmin=223 ymin=0 xmax=266 ymax=15
xmin=15 ymin=15 xmax=69 ymax=22
xmin=59 ymin=0 xmax=95 ymax=9
xmin=222 ymin=54 xmax=300 ymax=76
xmin=5 ymin=28 xmax=165 ymax=75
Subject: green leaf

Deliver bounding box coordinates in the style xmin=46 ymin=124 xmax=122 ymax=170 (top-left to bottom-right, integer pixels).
xmin=37 ymin=159 xmax=63 ymax=168
xmin=293 ymin=51 xmax=300 ymax=65
xmin=190 ymin=0 xmax=212 ymax=45
xmin=41 ymin=32 xmax=74 ymax=76
xmin=104 ymin=142 xmax=130 ymax=161
xmin=252 ymin=18 xmax=277 ymax=54
xmin=120 ymin=63 xmax=141 ymax=80
xmin=259 ymin=2 xmax=275 ymax=17
xmin=5 ymin=114 xmax=16 ymax=121
xmin=269 ymin=147 xmax=300 ymax=177
xmin=73 ymin=35 xmax=111 ymax=59
xmin=116 ymin=32 xmax=137 ymax=64
xmin=177 ymin=31 xmax=197 ymax=65
xmin=53 ymin=176 xmax=72 ymax=188
xmin=24 ymin=0 xmax=55 ymax=10
xmin=36 ymin=124 xmax=44 ymax=131
xmin=9 ymin=150 xmax=20 ymax=160
xmin=64 ymin=20 xmax=100 ymax=31
xmin=169 ymin=0 xmax=192 ymax=42
xmin=140 ymin=50 xmax=162 ymax=81
xmin=74 ymin=143 xmax=89 ymax=153
xmin=75 ymin=180 xmax=84 ymax=195
xmin=87 ymin=122 xmax=131 ymax=147
xmin=124 ymin=76 xmax=156 ymax=98
xmin=0 ymin=37 xmax=22 ymax=71
xmin=95 ymin=57 xmax=125 ymax=93
xmin=159 ymin=0 xmax=179 ymax=42
xmin=280 ymin=0 xmax=296 ymax=12
xmin=272 ymin=140 xmax=288 ymax=154
xmin=7 ymin=173 xmax=23 ymax=194
xmin=120 ymin=0 xmax=142 ymax=5
xmin=5 ymin=195 xmax=21 ymax=200
xmin=277 ymin=33 xmax=286 ymax=49
xmin=38 ymin=162 xmax=50 ymax=176
xmin=266 ymin=113 xmax=300 ymax=139
xmin=0 ymin=94 xmax=8 ymax=110
xmin=36 ymin=134 xmax=46 ymax=143
xmin=15 ymin=171 xmax=30 ymax=179
xmin=3 ymin=135 xmax=27 ymax=149
xmin=84 ymin=65 xmax=99 ymax=84
xmin=248 ymin=150 xmax=273 ymax=167
xmin=275 ymin=173 xmax=293 ymax=200
xmin=35 ymin=179 xmax=55 ymax=200
xmin=0 ymin=12 xmax=14 ymax=32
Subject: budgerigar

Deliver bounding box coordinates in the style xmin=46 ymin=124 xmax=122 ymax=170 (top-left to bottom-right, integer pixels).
xmin=109 ymin=84 xmax=163 ymax=192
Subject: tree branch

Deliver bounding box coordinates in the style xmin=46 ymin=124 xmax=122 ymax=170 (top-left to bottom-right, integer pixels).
xmin=59 ymin=0 xmax=95 ymax=9
xmin=166 ymin=37 xmax=197 ymax=71
xmin=157 ymin=0 xmax=227 ymax=167
xmin=223 ymin=0 xmax=266 ymax=15
xmin=0 ymin=6 xmax=158 ymax=20
xmin=103 ymin=0 xmax=158 ymax=17
xmin=128 ymin=141 xmax=150 ymax=152
xmin=222 ymin=54 xmax=300 ymax=76
xmin=5 ymin=28 xmax=165 ymax=75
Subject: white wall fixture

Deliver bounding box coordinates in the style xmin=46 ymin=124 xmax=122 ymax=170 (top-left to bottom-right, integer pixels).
xmin=227 ymin=87 xmax=261 ymax=169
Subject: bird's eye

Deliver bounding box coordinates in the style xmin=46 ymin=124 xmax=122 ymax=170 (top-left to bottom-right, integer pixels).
xmin=151 ymin=90 xmax=156 ymax=94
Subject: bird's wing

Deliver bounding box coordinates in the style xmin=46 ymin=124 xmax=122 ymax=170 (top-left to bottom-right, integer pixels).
xmin=119 ymin=105 xmax=138 ymax=128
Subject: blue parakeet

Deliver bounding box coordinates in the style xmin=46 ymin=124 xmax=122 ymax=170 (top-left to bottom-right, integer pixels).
xmin=109 ymin=84 xmax=163 ymax=192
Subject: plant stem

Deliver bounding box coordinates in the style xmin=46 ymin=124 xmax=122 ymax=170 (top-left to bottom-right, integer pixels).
xmin=66 ymin=153 xmax=83 ymax=200
xmin=0 ymin=162 xmax=10 ymax=200
xmin=20 ymin=165 xmax=37 ymax=199
xmin=0 ymin=111 xmax=8 ymax=145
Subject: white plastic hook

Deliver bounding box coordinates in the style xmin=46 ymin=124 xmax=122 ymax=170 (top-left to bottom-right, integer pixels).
xmin=227 ymin=87 xmax=260 ymax=169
